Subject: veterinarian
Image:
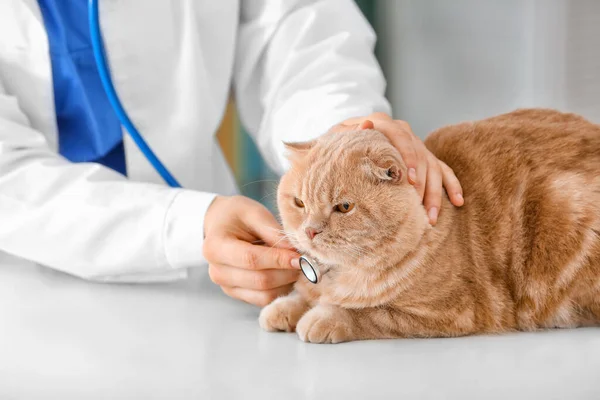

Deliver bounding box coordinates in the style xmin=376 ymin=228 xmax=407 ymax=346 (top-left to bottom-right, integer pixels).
xmin=0 ymin=0 xmax=463 ymax=306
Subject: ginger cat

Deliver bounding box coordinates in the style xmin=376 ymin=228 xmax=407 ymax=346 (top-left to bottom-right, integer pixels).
xmin=259 ymin=108 xmax=600 ymax=343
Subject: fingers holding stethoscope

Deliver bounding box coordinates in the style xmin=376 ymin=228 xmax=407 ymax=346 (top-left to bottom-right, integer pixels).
xmin=208 ymin=263 xmax=299 ymax=291
xmin=219 ymin=284 xmax=296 ymax=308
xmin=203 ymin=196 xmax=302 ymax=307
xmin=208 ymin=263 xmax=299 ymax=307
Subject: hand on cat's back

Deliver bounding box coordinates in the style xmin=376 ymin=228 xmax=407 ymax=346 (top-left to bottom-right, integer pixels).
xmin=330 ymin=112 xmax=465 ymax=225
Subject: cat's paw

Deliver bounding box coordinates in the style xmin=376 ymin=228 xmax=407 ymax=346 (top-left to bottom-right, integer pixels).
xmin=296 ymin=305 xmax=355 ymax=344
xmin=259 ymin=296 xmax=308 ymax=332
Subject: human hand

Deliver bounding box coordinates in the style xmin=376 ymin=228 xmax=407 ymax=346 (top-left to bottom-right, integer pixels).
xmin=329 ymin=112 xmax=464 ymax=224
xmin=203 ymin=196 xmax=301 ymax=307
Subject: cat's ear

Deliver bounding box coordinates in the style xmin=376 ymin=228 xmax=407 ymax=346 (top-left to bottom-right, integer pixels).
xmin=363 ymin=157 xmax=402 ymax=183
xmin=283 ymin=140 xmax=315 ymax=162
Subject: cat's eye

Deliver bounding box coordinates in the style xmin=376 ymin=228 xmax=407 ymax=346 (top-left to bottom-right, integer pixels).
xmin=336 ymin=202 xmax=354 ymax=213
xmin=294 ymin=197 xmax=305 ymax=208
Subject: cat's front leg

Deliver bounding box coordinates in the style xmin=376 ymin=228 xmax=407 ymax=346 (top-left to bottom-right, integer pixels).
xmin=296 ymin=305 xmax=367 ymax=344
xmin=296 ymin=305 xmax=475 ymax=343
xmin=259 ymin=292 xmax=310 ymax=332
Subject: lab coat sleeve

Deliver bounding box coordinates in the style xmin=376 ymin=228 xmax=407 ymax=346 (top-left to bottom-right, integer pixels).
xmin=234 ymin=0 xmax=391 ymax=174
xmin=0 ymin=78 xmax=216 ymax=282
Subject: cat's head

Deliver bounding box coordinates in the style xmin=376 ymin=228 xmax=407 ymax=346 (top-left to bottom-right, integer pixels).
xmin=278 ymin=129 xmax=429 ymax=270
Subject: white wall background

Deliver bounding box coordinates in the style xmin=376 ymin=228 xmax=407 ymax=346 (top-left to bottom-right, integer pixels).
xmin=376 ymin=0 xmax=600 ymax=139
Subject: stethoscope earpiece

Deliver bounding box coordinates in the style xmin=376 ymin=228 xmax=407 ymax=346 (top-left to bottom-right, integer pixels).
xmin=299 ymin=255 xmax=321 ymax=284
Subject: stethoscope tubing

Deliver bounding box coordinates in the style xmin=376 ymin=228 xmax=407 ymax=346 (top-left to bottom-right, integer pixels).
xmin=88 ymin=0 xmax=182 ymax=188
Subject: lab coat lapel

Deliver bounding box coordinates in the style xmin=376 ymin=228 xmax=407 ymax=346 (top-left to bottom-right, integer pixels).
xmin=97 ymin=0 xmax=238 ymax=190
xmin=0 ymin=0 xmax=57 ymax=149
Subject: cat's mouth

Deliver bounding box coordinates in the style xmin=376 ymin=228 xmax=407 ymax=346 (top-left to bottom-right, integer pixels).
xmin=296 ymin=238 xmax=343 ymax=266
xmin=293 ymin=234 xmax=323 ymax=258
xmin=297 ymin=239 xmax=319 ymax=257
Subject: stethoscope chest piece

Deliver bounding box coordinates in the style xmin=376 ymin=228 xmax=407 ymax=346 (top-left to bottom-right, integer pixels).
xmin=299 ymin=255 xmax=321 ymax=284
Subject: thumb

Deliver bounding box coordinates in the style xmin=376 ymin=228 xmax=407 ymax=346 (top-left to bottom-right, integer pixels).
xmin=359 ymin=119 xmax=374 ymax=129
xmin=243 ymin=204 xmax=296 ymax=250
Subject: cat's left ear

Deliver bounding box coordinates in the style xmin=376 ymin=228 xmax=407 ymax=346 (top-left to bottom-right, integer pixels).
xmin=363 ymin=157 xmax=402 ymax=183
xmin=283 ymin=140 xmax=315 ymax=162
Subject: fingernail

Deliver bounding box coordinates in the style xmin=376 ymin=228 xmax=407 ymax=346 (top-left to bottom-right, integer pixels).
xmin=291 ymin=258 xmax=300 ymax=269
xmin=456 ymin=193 xmax=464 ymax=204
xmin=428 ymin=207 xmax=438 ymax=224
xmin=408 ymin=168 xmax=417 ymax=184
xmin=360 ymin=120 xmax=374 ymax=129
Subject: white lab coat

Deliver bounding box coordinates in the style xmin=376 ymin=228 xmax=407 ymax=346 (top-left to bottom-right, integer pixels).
xmin=0 ymin=0 xmax=390 ymax=281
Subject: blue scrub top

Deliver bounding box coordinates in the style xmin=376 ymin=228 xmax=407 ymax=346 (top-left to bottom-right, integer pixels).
xmin=37 ymin=0 xmax=127 ymax=175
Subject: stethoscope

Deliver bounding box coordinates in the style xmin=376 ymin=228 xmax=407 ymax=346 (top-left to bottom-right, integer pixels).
xmin=299 ymin=256 xmax=329 ymax=284
xmin=90 ymin=1 xmax=325 ymax=284
xmin=88 ymin=0 xmax=181 ymax=188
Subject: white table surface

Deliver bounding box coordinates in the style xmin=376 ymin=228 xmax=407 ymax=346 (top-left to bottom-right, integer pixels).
xmin=1 ymin=253 xmax=599 ymax=400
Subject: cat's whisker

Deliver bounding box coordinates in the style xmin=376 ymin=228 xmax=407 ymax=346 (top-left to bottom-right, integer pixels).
xmin=251 ymin=227 xmax=301 ymax=264
xmin=343 ymin=244 xmax=368 ymax=260
xmin=261 ymin=226 xmax=289 ymax=235
xmin=259 ymin=191 xmax=278 ymax=202
xmin=239 ymin=179 xmax=279 ymax=189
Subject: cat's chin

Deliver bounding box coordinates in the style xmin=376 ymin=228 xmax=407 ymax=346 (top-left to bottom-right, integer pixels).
xmin=298 ymin=247 xmax=347 ymax=267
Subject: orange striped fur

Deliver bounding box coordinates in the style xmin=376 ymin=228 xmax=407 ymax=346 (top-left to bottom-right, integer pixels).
xmin=259 ymin=109 xmax=600 ymax=343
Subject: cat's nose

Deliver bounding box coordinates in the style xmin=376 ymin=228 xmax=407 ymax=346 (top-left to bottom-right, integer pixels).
xmin=305 ymin=227 xmax=322 ymax=240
